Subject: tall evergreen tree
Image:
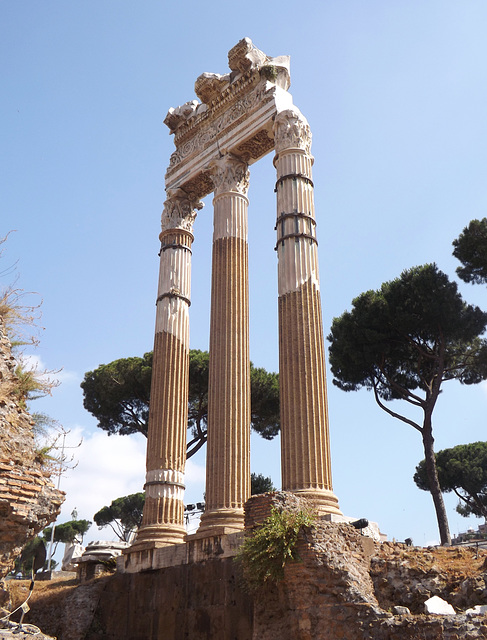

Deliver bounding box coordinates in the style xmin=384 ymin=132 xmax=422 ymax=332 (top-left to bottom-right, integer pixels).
xmin=93 ymin=493 xmax=145 ymax=542
xmin=328 ymin=264 xmax=487 ymax=545
xmin=414 ymin=441 xmax=487 ymax=520
xmin=81 ymin=349 xmax=279 ymax=459
xmin=452 ymin=218 xmax=487 ymax=285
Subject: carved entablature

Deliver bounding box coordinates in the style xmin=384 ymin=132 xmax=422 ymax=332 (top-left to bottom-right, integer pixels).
xmin=160 ymin=188 xmax=203 ymax=235
xmin=167 ymin=80 xmax=269 ymax=166
xmin=273 ymin=108 xmax=312 ymax=156
xmin=163 ymin=38 xmax=297 ymax=201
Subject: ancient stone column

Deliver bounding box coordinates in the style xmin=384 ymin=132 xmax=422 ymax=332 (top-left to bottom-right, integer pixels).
xmin=197 ymin=154 xmax=251 ymax=534
xmin=135 ymin=188 xmax=202 ymax=547
xmin=274 ymin=109 xmax=341 ymax=516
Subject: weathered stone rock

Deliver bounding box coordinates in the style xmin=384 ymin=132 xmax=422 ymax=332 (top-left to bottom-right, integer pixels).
xmin=466 ymin=604 xmax=487 ymax=615
xmin=62 ymin=542 xmax=84 ymax=571
xmin=245 ymin=493 xmax=487 ymax=639
xmin=370 ymin=541 xmax=487 ymax=614
xmin=424 ymin=595 xmax=456 ymax=615
xmin=392 ymin=605 xmax=411 ymax=615
xmin=0 ymin=627 xmax=56 ymax=640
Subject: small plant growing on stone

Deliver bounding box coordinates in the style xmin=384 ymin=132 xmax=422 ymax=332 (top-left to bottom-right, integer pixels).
xmin=235 ymin=507 xmax=316 ymax=591
xmin=260 ymin=65 xmax=279 ymax=82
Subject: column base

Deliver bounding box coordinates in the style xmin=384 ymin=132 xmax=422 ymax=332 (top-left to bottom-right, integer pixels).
xmin=130 ymin=523 xmax=187 ymax=550
xmin=291 ymin=488 xmax=342 ymax=517
xmin=197 ymin=507 xmax=245 ymax=536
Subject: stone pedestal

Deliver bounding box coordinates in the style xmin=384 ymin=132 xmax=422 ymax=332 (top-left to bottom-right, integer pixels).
xmin=198 ymin=155 xmax=251 ymax=535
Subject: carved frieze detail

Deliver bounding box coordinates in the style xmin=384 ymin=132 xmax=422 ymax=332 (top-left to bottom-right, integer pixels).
xmin=160 ymin=188 xmax=203 ymax=234
xmin=167 ymin=82 xmax=272 ymax=172
xmin=209 ymin=154 xmax=250 ymax=196
xmin=274 ymin=108 xmax=312 ymax=155
xmin=234 ymin=129 xmax=274 ymax=162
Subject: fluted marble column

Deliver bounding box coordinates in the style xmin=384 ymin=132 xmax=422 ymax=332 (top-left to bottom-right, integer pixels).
xmin=274 ymin=109 xmax=341 ymax=516
xmin=134 ymin=188 xmax=203 ymax=547
xmin=197 ymin=154 xmax=251 ymax=534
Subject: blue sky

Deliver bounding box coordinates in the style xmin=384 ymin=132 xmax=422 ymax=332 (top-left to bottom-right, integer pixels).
xmin=2 ymin=1 xmax=487 ymax=549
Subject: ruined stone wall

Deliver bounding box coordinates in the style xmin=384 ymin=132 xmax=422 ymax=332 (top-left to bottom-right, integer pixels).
xmin=371 ymin=541 xmax=487 ymax=613
xmin=249 ymin=493 xmax=487 ymax=639
xmin=253 ymin=520 xmax=487 ymax=639
xmin=86 ymin=558 xmax=253 ymax=640
xmin=0 ymin=318 xmax=64 ymax=578
xmin=85 ymin=492 xmax=487 ymax=639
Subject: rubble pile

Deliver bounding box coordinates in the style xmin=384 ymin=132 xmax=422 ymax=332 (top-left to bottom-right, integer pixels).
xmin=249 ymin=492 xmax=487 ymax=640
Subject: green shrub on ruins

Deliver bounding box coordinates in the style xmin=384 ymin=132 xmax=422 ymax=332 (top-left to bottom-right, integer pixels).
xmin=235 ymin=507 xmax=315 ymax=591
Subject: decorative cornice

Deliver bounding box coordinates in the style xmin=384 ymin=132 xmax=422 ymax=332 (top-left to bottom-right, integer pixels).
xmin=273 ymin=108 xmax=312 ymax=156
xmin=209 ymin=154 xmax=250 ymax=197
xmin=164 ymin=38 xmax=290 ymax=140
xmin=160 ymin=188 xmax=203 ymax=234
xmin=228 ymin=37 xmax=267 ymax=75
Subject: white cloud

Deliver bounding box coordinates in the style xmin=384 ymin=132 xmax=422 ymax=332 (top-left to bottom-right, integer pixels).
xmin=185 ymin=458 xmax=206 ymax=489
xmin=51 ymin=426 xmax=206 ymax=553
xmin=59 ymin=427 xmax=146 ymax=523
xmin=54 ymin=369 xmax=80 ymax=385
xmin=19 ymin=353 xmax=79 ymax=386
xmin=18 ymin=353 xmax=50 ymax=375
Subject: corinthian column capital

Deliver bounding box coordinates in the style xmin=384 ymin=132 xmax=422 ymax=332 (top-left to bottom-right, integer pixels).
xmin=209 ymin=154 xmax=250 ymax=197
xmin=273 ymin=108 xmax=312 ymax=155
xmin=161 ymin=188 xmax=204 ymax=234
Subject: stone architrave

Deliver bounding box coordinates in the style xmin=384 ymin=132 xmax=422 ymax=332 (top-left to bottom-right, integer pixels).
xmin=273 ymin=109 xmax=341 ymax=516
xmin=198 ymin=153 xmax=251 ymax=534
xmin=131 ymin=38 xmax=341 ymax=549
xmin=133 ymin=189 xmax=202 ymax=548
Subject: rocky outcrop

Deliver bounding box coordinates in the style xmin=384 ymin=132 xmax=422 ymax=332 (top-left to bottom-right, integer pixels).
xmin=0 ymin=319 xmax=64 ymax=578
xmin=0 ymin=625 xmax=56 ymax=639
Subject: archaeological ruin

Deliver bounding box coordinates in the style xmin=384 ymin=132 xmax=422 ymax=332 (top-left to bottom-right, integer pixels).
xmin=103 ymin=39 xmax=487 ymax=640
xmin=4 ymin=37 xmax=487 ymax=640
xmin=127 ymin=36 xmax=341 ymax=561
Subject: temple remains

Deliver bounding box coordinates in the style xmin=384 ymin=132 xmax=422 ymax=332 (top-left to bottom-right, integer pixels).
xmin=129 ymin=37 xmax=341 ymax=558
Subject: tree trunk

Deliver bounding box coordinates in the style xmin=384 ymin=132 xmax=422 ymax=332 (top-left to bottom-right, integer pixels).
xmin=470 ymin=492 xmax=487 ymax=520
xmin=422 ymin=418 xmax=451 ymax=545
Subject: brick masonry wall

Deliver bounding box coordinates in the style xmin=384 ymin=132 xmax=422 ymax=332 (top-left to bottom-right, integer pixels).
xmin=0 ymin=319 xmax=64 ymax=578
